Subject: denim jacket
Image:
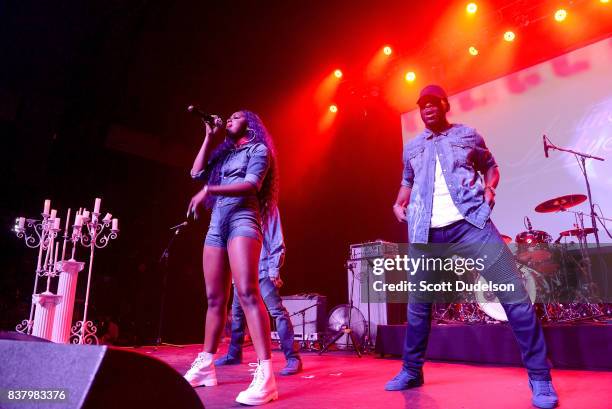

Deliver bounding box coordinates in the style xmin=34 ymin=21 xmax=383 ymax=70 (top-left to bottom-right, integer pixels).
xmin=259 ymin=206 xmax=286 ymax=279
xmin=401 ymin=124 xmax=497 ymax=243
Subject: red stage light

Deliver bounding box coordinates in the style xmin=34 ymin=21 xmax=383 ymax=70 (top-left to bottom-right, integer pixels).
xmin=554 ymin=9 xmax=567 ymax=22
xmin=468 ymin=46 xmax=479 ymax=56
xmin=383 ymin=46 xmax=392 ymax=56
xmin=404 ymin=71 xmax=416 ymax=82
xmin=504 ymin=31 xmax=516 ymax=42
xmin=334 ymin=69 xmax=343 ymax=78
xmin=466 ymin=3 xmax=478 ymax=14
xmin=329 ymin=104 xmax=338 ymax=113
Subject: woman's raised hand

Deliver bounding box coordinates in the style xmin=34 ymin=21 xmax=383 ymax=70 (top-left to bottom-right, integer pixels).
xmin=203 ymin=115 xmax=226 ymax=146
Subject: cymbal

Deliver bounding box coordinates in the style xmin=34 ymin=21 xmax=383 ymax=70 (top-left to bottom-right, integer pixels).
xmin=559 ymin=227 xmax=596 ymax=237
xmin=535 ymin=194 xmax=587 ymax=213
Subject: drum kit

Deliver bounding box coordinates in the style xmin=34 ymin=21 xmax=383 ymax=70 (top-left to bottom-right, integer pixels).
xmin=434 ymin=194 xmax=610 ymax=324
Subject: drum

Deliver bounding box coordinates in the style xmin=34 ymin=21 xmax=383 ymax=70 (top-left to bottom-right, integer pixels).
xmin=475 ymin=263 xmax=547 ymax=322
xmin=515 ymin=230 xmax=553 ymax=264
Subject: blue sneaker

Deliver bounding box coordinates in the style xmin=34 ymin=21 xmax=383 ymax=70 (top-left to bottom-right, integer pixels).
xmin=214 ymin=354 xmax=241 ymax=366
xmin=384 ymin=369 xmax=424 ymax=391
xmin=280 ymin=357 xmax=303 ymax=376
xmin=529 ymin=379 xmax=559 ymax=408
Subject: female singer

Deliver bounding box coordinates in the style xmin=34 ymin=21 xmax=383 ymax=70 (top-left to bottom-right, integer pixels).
xmin=184 ymin=110 xmax=279 ymax=406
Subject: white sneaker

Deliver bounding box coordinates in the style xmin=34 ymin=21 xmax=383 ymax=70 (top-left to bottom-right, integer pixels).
xmin=235 ymin=359 xmax=278 ymax=405
xmin=184 ymin=352 xmax=218 ymax=387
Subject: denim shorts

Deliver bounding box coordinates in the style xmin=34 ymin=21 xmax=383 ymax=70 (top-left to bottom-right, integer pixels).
xmin=204 ymin=206 xmax=262 ymax=248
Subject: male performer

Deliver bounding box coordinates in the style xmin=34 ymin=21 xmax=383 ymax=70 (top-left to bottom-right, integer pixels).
xmin=386 ymin=84 xmax=558 ymax=408
xmin=214 ymin=206 xmax=303 ymax=375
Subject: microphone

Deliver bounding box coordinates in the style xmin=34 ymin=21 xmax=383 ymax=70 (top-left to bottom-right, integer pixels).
xmin=170 ymin=221 xmax=188 ymax=230
xmin=526 ymin=216 xmax=533 ymax=231
xmin=543 ymin=135 xmax=549 ymax=158
xmin=187 ymin=105 xmax=220 ymax=123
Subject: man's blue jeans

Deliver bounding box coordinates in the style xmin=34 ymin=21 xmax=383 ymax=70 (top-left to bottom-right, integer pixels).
xmin=228 ymin=277 xmax=299 ymax=361
xmin=402 ymin=219 xmax=551 ymax=380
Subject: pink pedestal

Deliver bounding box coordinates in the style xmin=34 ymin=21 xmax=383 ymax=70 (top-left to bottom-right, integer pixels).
xmin=32 ymin=291 xmax=62 ymax=341
xmin=52 ymin=260 xmax=85 ymax=343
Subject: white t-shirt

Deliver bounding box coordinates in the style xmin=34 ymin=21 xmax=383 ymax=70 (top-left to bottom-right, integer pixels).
xmin=430 ymin=154 xmax=464 ymax=228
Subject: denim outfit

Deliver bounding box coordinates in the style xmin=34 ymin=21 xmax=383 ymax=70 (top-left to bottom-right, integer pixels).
xmin=191 ymin=141 xmax=270 ymax=247
xmin=227 ymin=208 xmax=300 ymax=361
xmin=400 ymin=124 xmax=551 ymax=380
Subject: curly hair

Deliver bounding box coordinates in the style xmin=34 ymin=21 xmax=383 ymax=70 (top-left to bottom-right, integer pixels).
xmin=206 ymin=110 xmax=279 ymax=224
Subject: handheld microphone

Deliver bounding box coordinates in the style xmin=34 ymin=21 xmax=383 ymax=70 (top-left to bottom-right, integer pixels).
xmin=543 ymin=135 xmax=549 ymax=158
xmin=187 ymin=105 xmax=221 ymax=123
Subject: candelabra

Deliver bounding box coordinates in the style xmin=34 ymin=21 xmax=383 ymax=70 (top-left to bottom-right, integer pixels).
xmin=69 ymin=200 xmax=119 ymax=345
xmin=13 ymin=198 xmax=119 ymax=345
xmin=13 ymin=200 xmax=62 ymax=336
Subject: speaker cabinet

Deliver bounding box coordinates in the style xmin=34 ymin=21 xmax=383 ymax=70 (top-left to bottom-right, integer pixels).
xmin=0 ymin=340 xmax=204 ymax=409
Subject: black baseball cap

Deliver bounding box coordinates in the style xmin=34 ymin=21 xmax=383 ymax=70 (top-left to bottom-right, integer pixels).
xmin=417 ymin=84 xmax=448 ymax=105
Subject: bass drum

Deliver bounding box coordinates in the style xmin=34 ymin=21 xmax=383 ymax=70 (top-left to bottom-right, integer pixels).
xmin=475 ymin=263 xmax=542 ymax=322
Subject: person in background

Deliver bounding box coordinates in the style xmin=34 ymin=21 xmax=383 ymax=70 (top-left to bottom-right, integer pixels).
xmin=215 ymin=206 xmax=303 ymax=376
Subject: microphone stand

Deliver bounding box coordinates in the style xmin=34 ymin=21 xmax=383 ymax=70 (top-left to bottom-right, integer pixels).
xmin=544 ymin=135 xmax=609 ymax=301
xmin=287 ymin=303 xmax=323 ymax=351
xmin=319 ymin=261 xmax=362 ymax=357
xmin=153 ymin=222 xmax=188 ymax=351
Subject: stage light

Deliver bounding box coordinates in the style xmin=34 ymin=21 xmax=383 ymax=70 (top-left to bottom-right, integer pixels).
xmin=466 ymin=3 xmax=478 ymax=14
xmin=468 ymin=46 xmax=479 ymax=56
xmin=404 ymin=71 xmax=416 ymax=82
xmin=383 ymin=46 xmax=392 ymax=56
xmin=334 ymin=69 xmax=343 ymax=79
xmin=329 ymin=104 xmax=338 ymax=113
xmin=504 ymin=31 xmax=516 ymax=42
xmin=600 ymin=0 xmax=609 ymax=4
xmin=554 ymin=9 xmax=567 ymax=22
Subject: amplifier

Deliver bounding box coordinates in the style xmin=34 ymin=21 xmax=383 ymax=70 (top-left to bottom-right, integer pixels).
xmin=281 ymin=294 xmax=327 ymax=337
xmin=348 ymin=241 xmax=406 ymax=343
xmin=350 ymin=240 xmax=399 ymax=260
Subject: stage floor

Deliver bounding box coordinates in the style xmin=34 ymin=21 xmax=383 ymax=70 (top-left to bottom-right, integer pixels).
xmin=127 ymin=342 xmax=611 ymax=409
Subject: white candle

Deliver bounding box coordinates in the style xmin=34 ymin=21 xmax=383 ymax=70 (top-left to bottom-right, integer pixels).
xmin=112 ymin=218 xmax=119 ymax=230
xmin=18 ymin=217 xmax=25 ymax=229
xmin=103 ymin=213 xmax=112 ymax=222
xmin=64 ymin=209 xmax=71 ymax=234
xmin=94 ymin=198 xmax=101 ymax=214
xmin=74 ymin=215 xmax=83 ymax=227
xmin=43 ymin=200 xmax=51 ymax=215
xmin=82 ymin=210 xmax=90 ymax=219
xmin=50 ymin=209 xmax=57 ymax=219
xmin=53 ymin=217 xmax=61 ymax=230
xmin=47 ymin=245 xmax=60 ymax=292
xmin=53 ymin=245 xmax=59 ymax=271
